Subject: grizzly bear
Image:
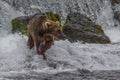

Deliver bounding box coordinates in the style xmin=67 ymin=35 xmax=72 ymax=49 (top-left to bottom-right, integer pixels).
xmin=27 ymin=15 xmax=65 ymax=60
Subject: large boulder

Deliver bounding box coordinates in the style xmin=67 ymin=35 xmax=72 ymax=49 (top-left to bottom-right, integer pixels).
xmin=63 ymin=12 xmax=110 ymax=44
xmin=11 ymin=12 xmax=61 ymax=35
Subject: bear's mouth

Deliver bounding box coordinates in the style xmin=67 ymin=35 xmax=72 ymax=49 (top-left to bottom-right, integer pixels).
xmin=45 ymin=33 xmax=56 ymax=41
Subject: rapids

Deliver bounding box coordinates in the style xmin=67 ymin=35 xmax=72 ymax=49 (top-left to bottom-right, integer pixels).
xmin=0 ymin=0 xmax=120 ymax=79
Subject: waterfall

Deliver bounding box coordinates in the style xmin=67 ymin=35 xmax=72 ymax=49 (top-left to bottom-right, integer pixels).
xmin=0 ymin=0 xmax=120 ymax=74
xmin=1 ymin=0 xmax=120 ymax=42
xmin=0 ymin=0 xmax=24 ymax=39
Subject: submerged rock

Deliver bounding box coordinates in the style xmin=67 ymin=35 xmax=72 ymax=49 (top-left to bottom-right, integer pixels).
xmin=63 ymin=12 xmax=110 ymax=44
xmin=11 ymin=12 xmax=61 ymax=35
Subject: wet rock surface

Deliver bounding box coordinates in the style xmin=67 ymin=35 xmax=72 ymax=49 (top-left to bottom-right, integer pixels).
xmin=12 ymin=12 xmax=111 ymax=44
xmin=63 ymin=12 xmax=110 ymax=43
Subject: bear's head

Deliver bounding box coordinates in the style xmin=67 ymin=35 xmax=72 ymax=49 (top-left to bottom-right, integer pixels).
xmin=44 ymin=20 xmax=66 ymax=40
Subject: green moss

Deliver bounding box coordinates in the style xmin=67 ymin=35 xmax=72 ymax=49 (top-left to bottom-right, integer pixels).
xmin=46 ymin=12 xmax=62 ymax=27
xmin=20 ymin=24 xmax=27 ymax=34
xmin=12 ymin=18 xmax=27 ymax=35
xmin=105 ymin=36 xmax=111 ymax=43
xmin=95 ymin=24 xmax=102 ymax=29
xmin=91 ymin=36 xmax=110 ymax=44
xmin=95 ymin=24 xmax=104 ymax=34
xmin=87 ymin=17 xmax=92 ymax=21
xmin=91 ymin=25 xmax=110 ymax=43
xmin=11 ymin=12 xmax=62 ymax=35
xmin=91 ymin=37 xmax=102 ymax=44
xmin=12 ymin=19 xmax=19 ymax=32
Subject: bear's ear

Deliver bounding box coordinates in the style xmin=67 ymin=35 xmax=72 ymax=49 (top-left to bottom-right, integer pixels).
xmin=56 ymin=21 xmax=60 ymax=25
xmin=45 ymin=22 xmax=51 ymax=26
xmin=44 ymin=21 xmax=51 ymax=30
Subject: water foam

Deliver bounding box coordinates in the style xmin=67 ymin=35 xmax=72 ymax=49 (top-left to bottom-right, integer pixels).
xmin=0 ymin=33 xmax=120 ymax=73
xmin=0 ymin=0 xmax=120 ymax=74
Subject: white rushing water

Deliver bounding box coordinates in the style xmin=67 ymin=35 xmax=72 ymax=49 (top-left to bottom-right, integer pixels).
xmin=0 ymin=0 xmax=120 ymax=74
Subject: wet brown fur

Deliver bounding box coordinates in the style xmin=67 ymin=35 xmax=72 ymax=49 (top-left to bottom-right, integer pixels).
xmin=27 ymin=15 xmax=65 ymax=60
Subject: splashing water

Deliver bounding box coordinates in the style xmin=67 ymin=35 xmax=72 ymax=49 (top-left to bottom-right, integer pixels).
xmin=0 ymin=0 xmax=120 ymax=75
xmin=1 ymin=34 xmax=120 ymax=72
xmin=0 ymin=0 xmax=23 ymax=39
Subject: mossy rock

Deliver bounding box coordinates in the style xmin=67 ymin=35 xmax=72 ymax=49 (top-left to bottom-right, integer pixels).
xmin=11 ymin=15 xmax=33 ymax=35
xmin=12 ymin=18 xmax=28 ymax=35
xmin=46 ymin=12 xmax=62 ymax=27
xmin=91 ymin=36 xmax=110 ymax=44
xmin=94 ymin=24 xmax=104 ymax=34
xmin=11 ymin=12 xmax=62 ymax=35
xmin=63 ymin=12 xmax=111 ymax=44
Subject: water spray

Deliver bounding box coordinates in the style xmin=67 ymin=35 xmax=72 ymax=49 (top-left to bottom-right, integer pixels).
xmin=30 ymin=5 xmax=48 ymax=18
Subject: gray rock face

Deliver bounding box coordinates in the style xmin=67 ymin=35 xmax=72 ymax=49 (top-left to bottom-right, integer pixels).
xmin=63 ymin=12 xmax=110 ymax=43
